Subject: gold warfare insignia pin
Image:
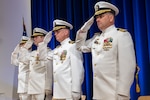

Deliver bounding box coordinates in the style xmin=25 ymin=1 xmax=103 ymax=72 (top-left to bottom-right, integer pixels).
xmin=60 ymin=50 xmax=67 ymax=63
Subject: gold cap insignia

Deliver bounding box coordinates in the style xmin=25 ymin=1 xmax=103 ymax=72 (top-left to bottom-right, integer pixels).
xmin=95 ymin=5 xmax=99 ymax=12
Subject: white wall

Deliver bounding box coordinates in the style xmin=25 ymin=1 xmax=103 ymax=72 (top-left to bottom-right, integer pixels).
xmin=0 ymin=0 xmax=31 ymax=100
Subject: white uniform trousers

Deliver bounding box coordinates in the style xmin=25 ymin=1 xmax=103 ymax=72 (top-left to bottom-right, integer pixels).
xmin=53 ymin=98 xmax=81 ymax=100
xmin=19 ymin=93 xmax=31 ymax=100
xmin=45 ymin=94 xmax=52 ymax=100
xmin=31 ymin=93 xmax=45 ymax=100
xmin=93 ymin=98 xmax=129 ymax=100
xmin=52 ymin=99 xmax=73 ymax=100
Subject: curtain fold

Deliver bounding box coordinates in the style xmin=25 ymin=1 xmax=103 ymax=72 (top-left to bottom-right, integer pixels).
xmin=145 ymin=0 xmax=150 ymax=63
xmin=31 ymin=0 xmax=150 ymax=99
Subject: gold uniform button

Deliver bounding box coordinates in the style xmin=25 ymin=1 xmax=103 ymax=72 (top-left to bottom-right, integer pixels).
xmin=94 ymin=64 xmax=97 ymax=66
xmin=94 ymin=73 xmax=97 ymax=77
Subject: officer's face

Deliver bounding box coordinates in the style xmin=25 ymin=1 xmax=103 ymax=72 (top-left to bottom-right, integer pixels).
xmin=54 ymin=29 xmax=69 ymax=42
xmin=95 ymin=12 xmax=114 ymax=31
xmin=33 ymin=36 xmax=44 ymax=46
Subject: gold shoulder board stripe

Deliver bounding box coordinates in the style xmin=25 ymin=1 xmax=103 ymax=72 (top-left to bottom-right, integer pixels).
xmin=117 ymin=28 xmax=127 ymax=32
xmin=69 ymin=41 xmax=75 ymax=44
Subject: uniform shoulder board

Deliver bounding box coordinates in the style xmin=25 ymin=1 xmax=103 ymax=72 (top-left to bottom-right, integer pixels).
xmin=94 ymin=32 xmax=101 ymax=36
xmin=56 ymin=45 xmax=61 ymax=48
xmin=117 ymin=28 xmax=127 ymax=32
xmin=47 ymin=47 xmax=51 ymax=50
xmin=69 ymin=40 xmax=75 ymax=44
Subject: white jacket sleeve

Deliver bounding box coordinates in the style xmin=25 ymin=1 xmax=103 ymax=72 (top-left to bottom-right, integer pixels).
xmin=18 ymin=38 xmax=32 ymax=65
xmin=43 ymin=31 xmax=52 ymax=44
xmin=38 ymin=42 xmax=48 ymax=60
xmin=71 ymin=44 xmax=84 ymax=93
xmin=18 ymin=46 xmax=30 ymax=65
xmin=38 ymin=31 xmax=52 ymax=60
xmin=11 ymin=44 xmax=20 ymax=66
xmin=117 ymin=31 xmax=136 ymax=96
xmin=76 ymin=31 xmax=99 ymax=53
xmin=45 ymin=54 xmax=53 ymax=91
xmin=75 ymin=16 xmax=94 ymax=53
xmin=38 ymin=42 xmax=53 ymax=91
xmin=24 ymin=38 xmax=33 ymax=49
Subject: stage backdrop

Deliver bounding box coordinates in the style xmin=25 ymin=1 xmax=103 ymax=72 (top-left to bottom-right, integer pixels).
xmin=31 ymin=0 xmax=150 ymax=100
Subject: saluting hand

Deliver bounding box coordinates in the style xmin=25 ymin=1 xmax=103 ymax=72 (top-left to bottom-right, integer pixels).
xmin=43 ymin=31 xmax=52 ymax=44
xmin=80 ymin=16 xmax=94 ymax=32
xmin=23 ymin=38 xmax=33 ymax=49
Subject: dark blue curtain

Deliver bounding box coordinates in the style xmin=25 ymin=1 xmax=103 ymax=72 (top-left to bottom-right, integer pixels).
xmin=31 ymin=0 xmax=150 ymax=100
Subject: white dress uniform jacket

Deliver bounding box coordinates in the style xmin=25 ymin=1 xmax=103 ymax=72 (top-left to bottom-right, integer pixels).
xmin=19 ymin=45 xmax=53 ymax=94
xmin=11 ymin=44 xmax=29 ymax=93
xmin=76 ymin=25 xmax=136 ymax=100
xmin=48 ymin=38 xmax=84 ymax=99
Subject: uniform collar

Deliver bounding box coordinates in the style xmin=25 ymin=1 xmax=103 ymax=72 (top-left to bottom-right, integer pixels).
xmin=60 ymin=38 xmax=70 ymax=45
xmin=102 ymin=25 xmax=115 ymax=33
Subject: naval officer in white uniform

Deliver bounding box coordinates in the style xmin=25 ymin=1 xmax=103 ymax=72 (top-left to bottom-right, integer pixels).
xmin=76 ymin=1 xmax=136 ymax=100
xmin=11 ymin=34 xmax=31 ymax=100
xmin=19 ymin=28 xmax=53 ymax=100
xmin=39 ymin=19 xmax=85 ymax=100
